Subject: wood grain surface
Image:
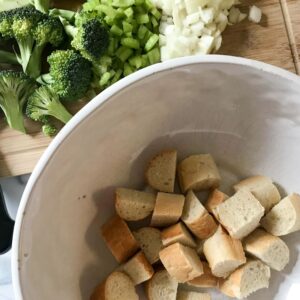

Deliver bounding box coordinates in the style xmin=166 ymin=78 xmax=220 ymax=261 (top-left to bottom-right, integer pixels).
xmin=0 ymin=0 xmax=299 ymax=177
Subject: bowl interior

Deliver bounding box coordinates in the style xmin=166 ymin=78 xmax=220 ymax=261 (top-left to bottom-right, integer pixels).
xmin=15 ymin=58 xmax=300 ymax=300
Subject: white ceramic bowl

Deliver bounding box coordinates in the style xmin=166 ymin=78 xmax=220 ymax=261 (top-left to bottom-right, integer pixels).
xmin=12 ymin=56 xmax=300 ymax=300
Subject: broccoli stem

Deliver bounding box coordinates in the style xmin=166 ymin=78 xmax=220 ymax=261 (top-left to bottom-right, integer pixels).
xmin=49 ymin=9 xmax=76 ymax=22
xmin=0 ymin=90 xmax=25 ymax=133
xmin=48 ymin=101 xmax=73 ymax=124
xmin=0 ymin=50 xmax=18 ymax=65
xmin=31 ymin=0 xmax=50 ymax=14
xmin=16 ymin=38 xmax=35 ymax=74
xmin=26 ymin=45 xmax=45 ymax=79
xmin=37 ymin=73 xmax=53 ymax=85
xmin=64 ymin=24 xmax=77 ymax=38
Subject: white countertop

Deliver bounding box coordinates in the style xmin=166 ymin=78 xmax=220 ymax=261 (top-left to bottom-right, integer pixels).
xmin=0 ymin=175 xmax=29 ymax=300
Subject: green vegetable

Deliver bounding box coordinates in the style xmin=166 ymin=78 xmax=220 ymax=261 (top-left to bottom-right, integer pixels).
xmin=26 ymin=86 xmax=72 ymax=124
xmin=0 ymin=70 xmax=36 ymax=133
xmin=64 ymin=15 xmax=109 ymax=62
xmin=0 ymin=6 xmax=65 ymax=78
xmin=0 ymin=50 xmax=18 ymax=64
xmin=144 ymin=34 xmax=159 ymax=51
xmin=42 ymin=123 xmax=57 ymax=136
xmin=39 ymin=50 xmax=93 ymax=101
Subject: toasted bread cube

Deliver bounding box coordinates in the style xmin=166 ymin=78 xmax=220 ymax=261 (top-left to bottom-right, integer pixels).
xmin=90 ymin=271 xmax=138 ymax=300
xmin=261 ymin=193 xmax=300 ymax=236
xmin=188 ymin=261 xmax=219 ymax=288
xmin=101 ymin=215 xmax=139 ymax=263
xmin=203 ymin=226 xmax=246 ymax=278
xmin=119 ymin=251 xmax=154 ymax=285
xmin=151 ymin=192 xmax=185 ymax=227
xmin=205 ymin=189 xmax=229 ymax=221
xmin=219 ymin=260 xmax=270 ymax=299
xmin=145 ymin=269 xmax=178 ymax=300
xmin=133 ymin=227 xmax=162 ymax=264
xmin=178 ymin=154 xmax=221 ymax=193
xmin=162 ymin=222 xmax=196 ymax=248
xmin=181 ymin=190 xmax=217 ymax=239
xmin=177 ymin=290 xmax=211 ymax=300
xmin=115 ymin=188 xmax=156 ymax=221
xmin=243 ymin=228 xmax=289 ymax=271
xmin=159 ymin=242 xmax=204 ymax=282
xmin=215 ymin=190 xmax=264 ymax=239
xmin=145 ymin=150 xmax=177 ymax=193
xmin=234 ymin=175 xmax=281 ymax=212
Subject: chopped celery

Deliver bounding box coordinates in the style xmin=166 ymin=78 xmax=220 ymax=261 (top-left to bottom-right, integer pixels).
xmin=135 ymin=0 xmax=144 ymax=5
xmin=116 ymin=46 xmax=133 ymax=62
xmin=141 ymin=54 xmax=150 ymax=67
xmin=100 ymin=72 xmax=112 ymax=86
xmin=111 ymin=69 xmax=123 ymax=84
xmin=121 ymin=37 xmax=140 ymax=49
xmin=111 ymin=25 xmax=123 ymax=36
xmin=135 ymin=6 xmax=146 ymax=14
xmin=104 ymin=15 xmax=114 ymax=26
xmin=124 ymin=7 xmax=133 ymax=18
xmin=129 ymin=56 xmax=143 ymax=68
xmin=112 ymin=0 xmax=135 ymax=7
xmin=136 ymin=13 xmax=150 ymax=24
xmin=150 ymin=7 xmax=161 ymax=20
xmin=145 ymin=34 xmax=159 ymax=51
xmin=147 ymin=47 xmax=160 ymax=64
xmin=97 ymin=4 xmax=117 ymax=18
xmin=123 ymin=63 xmax=133 ymax=76
xmin=138 ymin=25 xmax=148 ymax=39
xmin=143 ymin=0 xmax=154 ymax=11
xmin=151 ymin=16 xmax=158 ymax=28
xmin=123 ymin=21 xmax=133 ymax=33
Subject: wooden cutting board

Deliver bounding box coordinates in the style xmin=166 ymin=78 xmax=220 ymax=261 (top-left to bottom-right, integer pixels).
xmin=0 ymin=0 xmax=299 ymax=177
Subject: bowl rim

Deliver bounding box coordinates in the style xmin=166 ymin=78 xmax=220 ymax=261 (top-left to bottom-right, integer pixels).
xmin=12 ymin=55 xmax=300 ymax=299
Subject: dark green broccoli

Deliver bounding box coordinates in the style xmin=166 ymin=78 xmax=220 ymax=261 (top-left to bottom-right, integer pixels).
xmin=0 ymin=70 xmax=36 ymax=133
xmin=39 ymin=49 xmax=93 ymax=101
xmin=64 ymin=15 xmax=109 ymax=62
xmin=26 ymin=86 xmax=72 ymax=124
xmin=0 ymin=6 xmax=65 ymax=78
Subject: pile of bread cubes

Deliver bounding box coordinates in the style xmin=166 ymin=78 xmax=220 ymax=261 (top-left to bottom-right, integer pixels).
xmin=91 ymin=150 xmax=300 ymax=300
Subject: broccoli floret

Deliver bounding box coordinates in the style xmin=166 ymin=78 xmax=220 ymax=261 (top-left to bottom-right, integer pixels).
xmin=26 ymin=86 xmax=72 ymax=124
xmin=0 ymin=70 xmax=36 ymax=132
xmin=65 ymin=16 xmax=109 ymax=62
xmin=40 ymin=49 xmax=93 ymax=101
xmin=0 ymin=6 xmax=65 ymax=78
xmin=42 ymin=123 xmax=57 ymax=137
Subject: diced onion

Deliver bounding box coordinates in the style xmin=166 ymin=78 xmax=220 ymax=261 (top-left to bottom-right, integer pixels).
xmin=249 ymin=5 xmax=262 ymax=23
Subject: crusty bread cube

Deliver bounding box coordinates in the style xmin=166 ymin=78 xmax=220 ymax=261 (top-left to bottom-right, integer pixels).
xmin=181 ymin=190 xmax=217 ymax=239
xmin=90 ymin=271 xmax=138 ymax=300
xmin=177 ymin=290 xmax=211 ymax=300
xmin=215 ymin=190 xmax=264 ymax=239
xmin=120 ymin=251 xmax=154 ymax=285
xmin=151 ymin=192 xmax=185 ymax=227
xmin=159 ymin=242 xmax=204 ymax=282
xmin=243 ymin=228 xmax=289 ymax=271
xmin=133 ymin=227 xmax=162 ymax=264
xmin=234 ymin=175 xmax=281 ymax=212
xmin=178 ymin=154 xmax=221 ymax=193
xmin=101 ymin=215 xmax=139 ymax=263
xmin=161 ymin=222 xmax=196 ymax=248
xmin=145 ymin=150 xmax=177 ymax=193
xmin=145 ymin=269 xmax=178 ymax=300
xmin=205 ymin=189 xmax=229 ymax=221
xmin=115 ymin=188 xmax=156 ymax=221
xmin=203 ymin=226 xmax=246 ymax=278
xmin=188 ymin=261 xmax=219 ymax=288
xmin=219 ymin=259 xmax=271 ymax=299
xmin=261 ymin=193 xmax=300 ymax=236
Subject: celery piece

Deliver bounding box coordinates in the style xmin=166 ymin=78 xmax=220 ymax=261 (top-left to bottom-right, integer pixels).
xmin=121 ymin=37 xmax=140 ymax=49
xmin=131 ymin=19 xmax=138 ymax=33
xmin=108 ymin=38 xmax=119 ymax=55
xmin=136 ymin=13 xmax=150 ymax=24
xmin=129 ymin=56 xmax=143 ymax=69
xmin=123 ymin=63 xmax=133 ymax=76
xmin=115 ymin=7 xmax=125 ymax=19
xmin=125 ymin=31 xmax=133 ymax=37
xmin=123 ymin=21 xmax=133 ymax=33
xmin=111 ymin=24 xmax=123 ymax=36
xmin=112 ymin=0 xmax=135 ymax=7
xmin=98 ymin=4 xmax=117 ymax=18
xmin=150 ymin=7 xmax=161 ymax=20
xmin=145 ymin=34 xmax=159 ymax=51
xmin=124 ymin=7 xmax=133 ymax=18
xmin=143 ymin=0 xmax=154 ymax=11
xmin=111 ymin=69 xmax=123 ymax=84
xmin=100 ymin=55 xmax=113 ymax=66
xmin=147 ymin=47 xmax=160 ymax=64
xmin=116 ymin=46 xmax=133 ymax=62
xmin=137 ymin=25 xmax=148 ymax=39
xmin=135 ymin=6 xmax=146 ymax=14
xmin=104 ymin=15 xmax=114 ymax=26
xmin=151 ymin=16 xmax=158 ymax=28
xmin=100 ymin=72 xmax=112 ymax=86
xmin=135 ymin=0 xmax=144 ymax=5
xmin=141 ymin=54 xmax=150 ymax=67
